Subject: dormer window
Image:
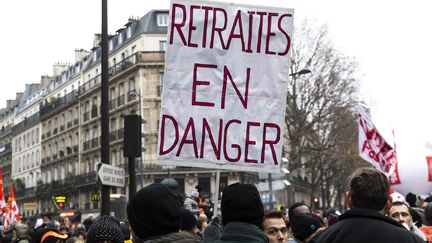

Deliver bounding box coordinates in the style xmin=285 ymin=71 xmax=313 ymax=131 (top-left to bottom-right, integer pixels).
xmin=157 ymin=13 xmax=168 ymax=26
xmin=118 ymin=33 xmax=123 ymax=44
xmin=109 ymin=39 xmax=113 ymax=51
xmin=127 ymin=26 xmax=132 ymax=38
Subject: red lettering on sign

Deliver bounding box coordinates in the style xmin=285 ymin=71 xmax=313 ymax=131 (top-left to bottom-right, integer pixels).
xmin=159 ymin=115 xmax=179 ymax=155
xmin=176 ymin=117 xmax=198 ymax=157
xmin=169 ymin=4 xmax=187 ymax=45
xmin=221 ymin=66 xmax=250 ymax=109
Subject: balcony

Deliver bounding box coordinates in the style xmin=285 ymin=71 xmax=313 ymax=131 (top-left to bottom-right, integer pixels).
xmin=109 ymin=99 xmax=117 ymax=110
xmin=78 ymin=52 xmax=164 ymax=99
xmin=109 ymin=131 xmax=117 ymax=142
xmin=0 ymin=143 xmax=11 ymax=156
xmin=83 ymin=112 xmax=90 ymax=122
xmin=39 ymin=91 xmax=78 ymax=119
xmin=83 ymin=141 xmax=91 ymax=151
xmin=117 ymin=128 xmax=124 ymax=140
xmin=79 ymin=75 xmax=101 ymax=96
xmin=15 ymin=187 xmax=36 ymax=199
xmin=116 ymin=95 xmax=125 ymax=107
xmin=12 ymin=113 xmax=39 ymax=136
xmin=127 ymin=89 xmax=138 ymax=102
xmin=91 ymin=106 xmax=98 ymax=118
xmin=91 ymin=137 xmax=99 ymax=148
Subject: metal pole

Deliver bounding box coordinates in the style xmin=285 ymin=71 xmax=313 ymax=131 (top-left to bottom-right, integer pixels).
xmin=128 ymin=156 xmax=136 ymax=196
xmin=140 ymin=156 xmax=144 ymax=189
xmin=100 ymin=0 xmax=110 ymax=216
xmin=268 ymin=173 xmax=274 ymax=209
xmin=213 ymin=170 xmax=221 ymax=217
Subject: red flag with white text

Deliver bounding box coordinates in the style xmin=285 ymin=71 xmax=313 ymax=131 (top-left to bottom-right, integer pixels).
xmin=0 ymin=169 xmax=5 ymax=217
xmin=4 ymin=183 xmax=20 ymax=227
xmin=358 ymin=105 xmax=397 ymax=175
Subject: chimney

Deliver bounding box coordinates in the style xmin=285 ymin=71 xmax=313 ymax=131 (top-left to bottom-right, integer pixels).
xmin=53 ymin=63 xmax=69 ymax=77
xmin=40 ymin=75 xmax=51 ymax=87
xmin=15 ymin=92 xmax=23 ymax=102
xmin=75 ymin=49 xmax=91 ymax=63
xmin=6 ymin=100 xmax=14 ymax=109
xmin=93 ymin=34 xmax=101 ymax=48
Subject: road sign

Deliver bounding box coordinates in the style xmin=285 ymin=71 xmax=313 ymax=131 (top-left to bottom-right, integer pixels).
xmin=256 ymin=180 xmax=287 ymax=192
xmin=98 ymin=163 xmax=125 ymax=187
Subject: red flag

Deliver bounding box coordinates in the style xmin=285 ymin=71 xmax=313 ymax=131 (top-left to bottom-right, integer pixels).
xmin=4 ymin=183 xmax=20 ymax=227
xmin=0 ymin=169 xmax=5 ymax=217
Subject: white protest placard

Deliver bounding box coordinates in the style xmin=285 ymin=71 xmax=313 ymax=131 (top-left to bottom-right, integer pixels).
xmin=98 ymin=163 xmax=125 ymax=187
xmin=158 ymin=0 xmax=294 ymax=173
xmin=358 ymin=105 xmax=397 ymax=175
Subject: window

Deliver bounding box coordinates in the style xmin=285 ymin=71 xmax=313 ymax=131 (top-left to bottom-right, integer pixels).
xmin=118 ymin=33 xmax=123 ymax=44
xmin=127 ymin=26 xmax=132 ymax=38
xmin=157 ymin=13 xmax=168 ymax=26
xmin=129 ymin=78 xmax=136 ymax=91
xmin=159 ymin=40 xmax=167 ymax=52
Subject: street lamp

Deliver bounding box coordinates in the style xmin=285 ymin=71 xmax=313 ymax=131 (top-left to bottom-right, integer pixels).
xmin=289 ymin=68 xmax=312 ymax=76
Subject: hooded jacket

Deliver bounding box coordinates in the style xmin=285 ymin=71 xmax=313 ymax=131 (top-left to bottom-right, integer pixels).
xmin=315 ymin=208 xmax=424 ymax=243
xmin=14 ymin=223 xmax=30 ymax=243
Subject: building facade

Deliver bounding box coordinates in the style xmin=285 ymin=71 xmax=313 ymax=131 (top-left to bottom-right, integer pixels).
xmin=2 ymin=10 xmax=255 ymax=220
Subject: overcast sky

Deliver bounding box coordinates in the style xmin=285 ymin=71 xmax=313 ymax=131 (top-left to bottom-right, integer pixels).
xmin=1 ymin=0 xmax=431 ymax=172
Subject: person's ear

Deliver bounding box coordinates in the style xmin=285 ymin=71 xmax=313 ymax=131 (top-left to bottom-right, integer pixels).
xmin=345 ymin=191 xmax=352 ymax=209
xmin=384 ymin=196 xmax=392 ymax=214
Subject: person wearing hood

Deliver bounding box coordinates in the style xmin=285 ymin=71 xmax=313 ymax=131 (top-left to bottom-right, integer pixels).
xmin=13 ymin=223 xmax=31 ymax=243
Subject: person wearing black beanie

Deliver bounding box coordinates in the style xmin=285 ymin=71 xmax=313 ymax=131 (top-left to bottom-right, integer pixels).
xmin=126 ymin=183 xmax=201 ymax=243
xmin=290 ymin=213 xmax=322 ymax=242
xmin=209 ymin=182 xmax=268 ymax=243
xmin=86 ymin=216 xmax=124 ymax=243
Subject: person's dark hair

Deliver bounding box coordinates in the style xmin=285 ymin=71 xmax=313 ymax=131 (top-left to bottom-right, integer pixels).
xmin=347 ymin=167 xmax=390 ymax=210
xmin=264 ymin=210 xmax=283 ymax=221
xmin=288 ymin=202 xmax=310 ymax=224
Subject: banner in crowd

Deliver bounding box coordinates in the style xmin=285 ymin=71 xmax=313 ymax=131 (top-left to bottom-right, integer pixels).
xmin=392 ymin=155 xmax=432 ymax=196
xmin=358 ymin=105 xmax=397 ymax=175
xmin=0 ymin=168 xmax=5 ymax=217
xmin=158 ymin=0 xmax=294 ymax=172
xmin=4 ymin=183 xmax=20 ymax=228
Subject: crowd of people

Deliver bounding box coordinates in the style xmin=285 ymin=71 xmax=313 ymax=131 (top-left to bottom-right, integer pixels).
xmin=1 ymin=167 xmax=432 ymax=242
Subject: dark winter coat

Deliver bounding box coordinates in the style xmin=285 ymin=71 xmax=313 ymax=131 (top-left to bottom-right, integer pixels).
xmin=143 ymin=231 xmax=202 ymax=243
xmin=207 ymin=222 xmax=268 ymax=243
xmin=315 ymin=208 xmax=425 ymax=243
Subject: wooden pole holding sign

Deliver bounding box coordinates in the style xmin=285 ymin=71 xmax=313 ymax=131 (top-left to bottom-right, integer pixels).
xmin=213 ymin=170 xmax=221 ymax=218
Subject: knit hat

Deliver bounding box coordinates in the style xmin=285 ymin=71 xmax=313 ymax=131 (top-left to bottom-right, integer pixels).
xmin=127 ymin=183 xmax=182 ymax=240
xmin=291 ymin=213 xmax=321 ymax=241
xmin=190 ymin=189 xmax=199 ymax=198
xmin=33 ymin=228 xmax=68 ymax=243
xmin=86 ymin=216 xmax=124 ymax=243
xmin=14 ymin=223 xmax=30 ymax=243
xmin=221 ymin=183 xmax=264 ymax=227
xmin=181 ymin=208 xmax=197 ymax=231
